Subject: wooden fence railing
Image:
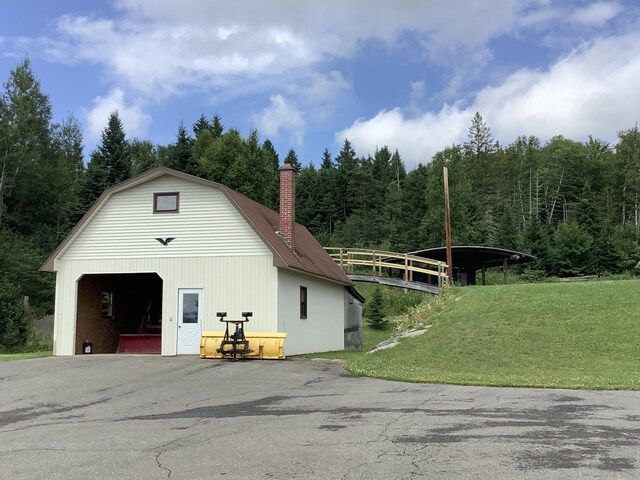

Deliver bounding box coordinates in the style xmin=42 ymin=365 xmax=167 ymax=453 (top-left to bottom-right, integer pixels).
xmin=324 ymin=247 xmax=449 ymax=289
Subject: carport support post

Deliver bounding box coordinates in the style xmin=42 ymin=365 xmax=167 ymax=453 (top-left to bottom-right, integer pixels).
xmin=503 ymin=258 xmax=508 ymax=285
xmin=482 ymin=264 xmax=486 ymax=285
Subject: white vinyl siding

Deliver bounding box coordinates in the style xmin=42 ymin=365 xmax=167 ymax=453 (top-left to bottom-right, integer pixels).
xmin=52 ymin=256 xmax=278 ymax=356
xmin=277 ymin=269 xmax=344 ymax=355
xmin=60 ymin=176 xmax=269 ymax=261
xmin=50 ymin=172 xmax=347 ymax=357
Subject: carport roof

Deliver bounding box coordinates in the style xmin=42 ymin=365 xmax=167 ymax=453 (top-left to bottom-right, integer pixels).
xmin=41 ymin=167 xmax=352 ymax=287
xmin=410 ymin=246 xmax=536 ymax=271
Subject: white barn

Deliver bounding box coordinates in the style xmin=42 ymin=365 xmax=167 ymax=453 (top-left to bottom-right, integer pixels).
xmin=41 ymin=165 xmax=362 ymax=356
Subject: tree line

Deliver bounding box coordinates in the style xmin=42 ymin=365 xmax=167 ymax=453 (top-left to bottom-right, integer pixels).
xmin=1 ymin=59 xmax=639 ymax=349
xmin=302 ymin=113 xmax=640 ymax=281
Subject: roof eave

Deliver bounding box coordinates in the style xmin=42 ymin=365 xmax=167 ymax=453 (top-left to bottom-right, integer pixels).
xmin=279 ymin=265 xmax=353 ymax=287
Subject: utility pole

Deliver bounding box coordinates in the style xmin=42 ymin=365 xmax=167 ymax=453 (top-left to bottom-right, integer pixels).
xmin=443 ymin=167 xmax=453 ymax=284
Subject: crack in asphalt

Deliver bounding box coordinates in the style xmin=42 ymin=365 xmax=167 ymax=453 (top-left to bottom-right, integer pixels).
xmin=154 ymin=450 xmax=172 ymax=478
xmin=150 ymin=428 xmax=207 ymax=479
xmin=119 ymin=393 xmax=639 ymax=474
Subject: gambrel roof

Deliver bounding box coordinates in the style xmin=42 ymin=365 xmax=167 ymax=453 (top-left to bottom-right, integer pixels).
xmin=41 ymin=167 xmax=352 ymax=286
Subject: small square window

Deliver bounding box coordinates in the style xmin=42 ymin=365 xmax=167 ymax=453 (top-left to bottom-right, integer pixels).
xmin=300 ymin=286 xmax=307 ymax=319
xmin=101 ymin=291 xmax=113 ymax=317
xmin=154 ymin=192 xmax=179 ymax=213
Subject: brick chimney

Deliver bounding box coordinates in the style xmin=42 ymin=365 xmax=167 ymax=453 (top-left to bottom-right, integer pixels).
xmin=279 ymin=162 xmax=296 ymax=250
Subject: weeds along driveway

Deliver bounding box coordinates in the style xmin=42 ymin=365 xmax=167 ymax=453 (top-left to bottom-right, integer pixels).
xmin=0 ymin=356 xmax=638 ymax=479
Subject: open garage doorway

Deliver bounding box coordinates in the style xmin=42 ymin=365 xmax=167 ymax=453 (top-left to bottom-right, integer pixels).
xmin=75 ymin=273 xmax=163 ymax=354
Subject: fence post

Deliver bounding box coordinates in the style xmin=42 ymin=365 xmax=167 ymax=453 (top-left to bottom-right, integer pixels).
xmin=438 ymin=263 xmax=443 ymax=290
xmin=372 ymin=250 xmax=376 ymax=276
xmin=404 ymin=255 xmax=408 ymax=282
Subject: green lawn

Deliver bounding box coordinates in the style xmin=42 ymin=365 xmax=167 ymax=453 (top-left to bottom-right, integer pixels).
xmin=0 ymin=351 xmax=52 ymax=362
xmin=325 ymin=279 xmax=640 ymax=390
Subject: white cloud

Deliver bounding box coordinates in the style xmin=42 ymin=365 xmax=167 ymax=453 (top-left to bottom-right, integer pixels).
xmin=337 ymin=106 xmax=470 ymax=168
xmin=516 ymin=1 xmax=623 ymax=30
xmin=251 ymin=72 xmax=350 ymax=145
xmin=571 ymin=1 xmax=622 ymax=26
xmin=337 ymin=33 xmax=640 ymax=169
xmin=476 ymin=33 xmax=640 ymax=141
xmin=5 ymin=0 xmax=633 ymax=162
xmin=84 ymin=88 xmax=151 ymax=142
xmin=35 ymin=0 xmax=538 ymax=98
xmin=252 ymin=94 xmax=305 ymax=146
xmin=301 ymin=71 xmax=350 ymax=103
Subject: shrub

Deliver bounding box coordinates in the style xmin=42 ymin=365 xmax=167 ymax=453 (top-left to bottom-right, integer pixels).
xmin=0 ymin=279 xmax=28 ymax=350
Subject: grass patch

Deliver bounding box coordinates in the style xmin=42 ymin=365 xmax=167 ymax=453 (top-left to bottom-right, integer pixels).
xmin=0 ymin=350 xmax=52 ymax=362
xmin=327 ymin=279 xmax=640 ymax=390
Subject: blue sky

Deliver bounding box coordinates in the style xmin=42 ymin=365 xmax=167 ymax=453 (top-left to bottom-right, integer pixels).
xmin=1 ymin=1 xmax=639 ymax=169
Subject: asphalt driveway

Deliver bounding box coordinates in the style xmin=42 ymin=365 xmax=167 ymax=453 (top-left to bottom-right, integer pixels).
xmin=0 ymin=356 xmax=638 ymax=479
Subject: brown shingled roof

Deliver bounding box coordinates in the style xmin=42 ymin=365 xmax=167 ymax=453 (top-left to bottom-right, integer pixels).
xmin=222 ymin=186 xmax=351 ymax=285
xmin=41 ymin=167 xmax=352 ymax=287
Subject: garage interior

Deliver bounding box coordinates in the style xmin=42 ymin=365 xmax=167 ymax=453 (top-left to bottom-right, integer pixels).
xmin=75 ymin=273 xmax=163 ymax=354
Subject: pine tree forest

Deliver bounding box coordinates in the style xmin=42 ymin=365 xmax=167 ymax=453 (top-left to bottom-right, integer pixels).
xmin=1 ymin=60 xmax=639 ymax=349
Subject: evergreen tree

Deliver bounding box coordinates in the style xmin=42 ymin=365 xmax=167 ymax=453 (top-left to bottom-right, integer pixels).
xmin=398 ymin=164 xmax=429 ymax=251
xmin=465 ymin=111 xmax=497 ymax=159
xmin=284 ymin=148 xmax=302 ymax=171
xmin=366 ymin=287 xmax=388 ymax=330
xmin=320 ymin=148 xmax=334 ymax=169
xmin=212 ymin=114 xmax=224 ymax=138
xmin=372 ymin=146 xmax=393 ymax=185
xmin=0 ymin=57 xmax=55 ymax=234
xmin=390 ymin=149 xmax=406 ymax=189
xmin=166 ymin=123 xmax=199 ymax=175
xmin=82 ymin=111 xmax=131 ymax=209
xmin=82 ymin=151 xmax=110 ymax=208
xmin=100 ymin=111 xmax=131 ymax=183
xmin=334 ymin=156 xmax=388 ymax=248
xmin=317 ymin=149 xmax=339 ymax=237
xmin=464 ymin=112 xmax=498 ymax=241
xmin=193 ymin=114 xmax=212 ymax=138
xmin=261 ymin=139 xmax=280 ymax=210
xmin=335 ymin=139 xmax=358 ymax=220
xmin=52 ymin=115 xmax=85 ymax=236
xmin=550 ymin=222 xmax=593 ymax=276
xmin=523 ymin=218 xmax=551 ymax=272
xmin=296 ymin=164 xmax=322 ymax=233
xmin=495 ymin=204 xmax=521 ymax=251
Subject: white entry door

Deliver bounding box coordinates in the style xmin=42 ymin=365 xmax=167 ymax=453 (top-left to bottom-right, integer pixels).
xmin=177 ymin=288 xmax=203 ymax=354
